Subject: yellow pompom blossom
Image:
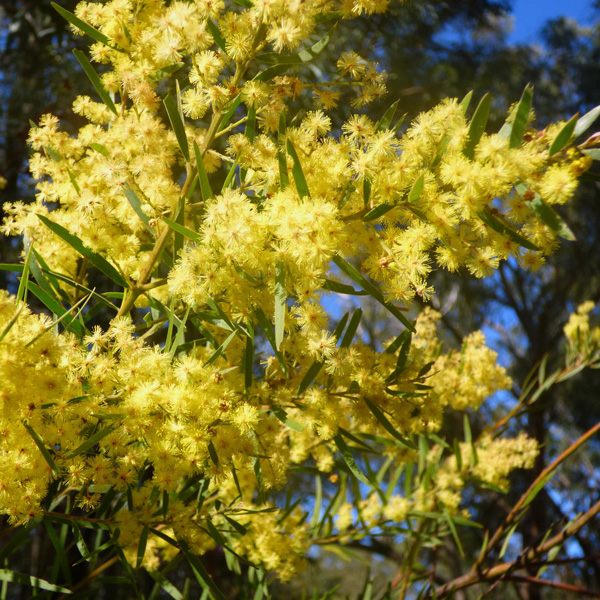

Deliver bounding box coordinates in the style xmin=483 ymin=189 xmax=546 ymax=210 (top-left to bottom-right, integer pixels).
xmin=0 ymin=0 xmax=597 ymax=587
xmin=564 ymin=301 xmax=600 ymax=357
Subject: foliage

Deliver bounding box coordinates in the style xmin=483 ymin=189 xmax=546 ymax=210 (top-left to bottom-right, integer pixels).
xmin=1 ymin=0 xmax=600 ymax=597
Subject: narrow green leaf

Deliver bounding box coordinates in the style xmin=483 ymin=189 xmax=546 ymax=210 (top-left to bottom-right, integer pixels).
xmin=459 ymin=90 xmax=473 ymax=114
xmin=255 ymin=307 xmax=288 ymax=376
xmin=38 ymin=214 xmax=128 ymax=288
xmin=150 ymin=62 xmax=184 ymax=82
xmin=271 ymin=406 xmax=304 ymax=432
xmin=332 ymin=255 xmax=415 ymax=332
xmin=0 ymin=569 xmax=71 ymax=594
xmin=363 ymin=203 xmax=394 ymax=222
xmin=123 ymin=186 xmax=155 ymax=234
xmin=574 ymin=105 xmax=600 ymax=137
xmin=377 ymin=100 xmax=400 ymax=132
xmin=164 ymin=92 xmax=189 ymax=162
xmin=162 ymin=217 xmax=201 ymax=242
xmin=245 ymin=106 xmax=256 ymax=142
xmin=509 ymin=84 xmax=534 ymax=148
xmin=193 ymin=142 xmax=214 ymax=201
xmin=340 ymin=309 xmax=362 ymax=348
xmin=310 ymin=475 xmax=323 ymax=530
xmin=204 ymin=330 xmax=236 ymax=366
xmin=298 ymin=360 xmax=324 ymax=394
xmin=52 ymin=2 xmax=113 ymax=47
xmin=408 ymin=173 xmax=424 ymax=203
xmin=322 ymin=279 xmax=367 ymax=295
xmin=255 ymin=63 xmax=292 ymax=81
xmin=208 ymin=441 xmax=220 ymax=468
xmin=136 ymin=525 xmax=149 ymax=569
xmin=583 ymin=148 xmax=600 ymax=160
xmin=278 ymin=111 xmax=289 ymax=190
xmin=178 ymin=538 xmax=226 ymax=600
xmin=222 ymin=158 xmax=238 ymax=190
xmin=363 ymin=178 xmax=371 ymax=207
xmin=333 ymin=434 xmax=372 ymax=487
xmin=478 ymin=208 xmax=539 ymax=251
xmin=16 ymin=243 xmax=33 ymax=305
xmin=23 ymin=423 xmax=59 ymax=476
xmin=444 ymin=510 xmax=464 ymax=557
xmin=363 ymin=398 xmax=415 ymax=449
xmin=73 ymin=49 xmax=117 ymax=115
xmin=147 ymin=569 xmax=184 ymax=600
xmin=463 ymin=93 xmax=491 ymax=159
xmin=217 ymin=94 xmax=242 ymax=132
xmin=66 ymin=426 xmax=115 ymax=458
xmin=91 ymin=142 xmax=109 ymax=156
xmin=287 ymin=140 xmax=310 ymax=199
xmin=274 ymin=259 xmax=286 ymax=350
xmin=499 ymin=522 xmax=519 ymax=559
xmin=516 ymin=183 xmax=576 ymax=241
xmin=549 ymin=113 xmax=579 ymax=156
xmin=244 ymin=323 xmax=254 ymax=394
xmin=206 ymin=20 xmax=227 ymax=54
xmin=27 ymin=282 xmax=85 ymax=336
xmin=253 ymin=457 xmax=266 ymax=504
xmin=224 ymin=515 xmax=247 ymax=536
xmin=258 ymin=24 xmax=337 ymax=64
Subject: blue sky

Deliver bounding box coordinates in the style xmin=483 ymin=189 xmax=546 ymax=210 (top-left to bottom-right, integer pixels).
xmin=508 ymin=0 xmax=596 ymax=43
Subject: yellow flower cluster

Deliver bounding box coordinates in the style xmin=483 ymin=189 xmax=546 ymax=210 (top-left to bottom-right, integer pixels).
xmin=1 ymin=0 xmax=594 ymax=585
xmin=564 ymin=301 xmax=600 ymax=356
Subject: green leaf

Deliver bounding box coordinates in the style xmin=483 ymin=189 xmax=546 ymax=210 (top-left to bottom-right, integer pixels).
xmin=244 ymin=322 xmax=254 ymax=394
xmin=16 ymin=243 xmax=33 ymax=305
xmin=91 ymin=142 xmax=109 ymax=156
xmin=274 ymin=259 xmax=286 ymax=350
xmin=193 ymin=142 xmax=214 ymax=201
xmin=408 ymin=173 xmax=424 ymax=203
xmin=178 ymin=538 xmax=226 ymax=600
xmin=164 ymin=92 xmax=189 ymax=162
xmin=463 ymin=93 xmax=491 ymax=159
xmin=204 ymin=330 xmax=236 ymax=366
xmin=73 ymin=49 xmax=117 ymax=115
xmin=162 ymin=217 xmax=201 ymax=242
xmin=549 ymin=113 xmax=579 ymax=156
xmin=515 ymin=183 xmax=576 ymax=241
xmin=458 ymin=90 xmax=473 ymax=114
xmin=0 ymin=569 xmax=71 ymax=594
xmin=443 ymin=510 xmax=464 ymax=557
xmin=574 ymin=105 xmax=600 ymax=137
xmin=23 ymin=423 xmax=59 ymax=477
xmin=123 ymin=185 xmax=155 ymax=234
xmin=26 ymin=281 xmax=86 ymax=336
xmin=147 ymin=569 xmax=184 ymax=600
xmin=254 ymin=63 xmax=292 ymax=82
xmin=286 ymin=140 xmax=310 ymax=199
xmin=363 ymin=203 xmax=394 ymax=222
xmin=332 ymin=255 xmax=415 ymax=332
xmin=340 ymin=309 xmax=362 ymax=348
xmin=136 ymin=525 xmax=149 ymax=569
xmin=38 ymin=214 xmax=129 ymax=288
xmin=377 ymin=99 xmax=400 ymax=132
xmin=217 ymin=94 xmax=242 ymax=133
xmin=363 ymin=398 xmax=415 ymax=449
xmin=258 ymin=24 xmax=337 ymax=64
xmin=509 ymin=84 xmax=533 ymax=149
xmin=278 ymin=111 xmax=289 ymax=190
xmin=333 ymin=434 xmax=372 ymax=486
xmin=322 ymin=279 xmax=367 ymax=295
xmin=255 ymin=307 xmax=288 ymax=376
xmin=298 ymin=359 xmax=324 ymax=395
xmin=271 ymin=407 xmax=304 ymax=432
xmin=52 ymin=2 xmax=113 ymax=48
xmin=363 ymin=177 xmax=372 ymax=207
xmin=245 ymin=106 xmax=256 ymax=142
xmin=66 ymin=426 xmax=115 ymax=459
xmin=478 ymin=208 xmax=539 ymax=251
xmin=206 ymin=20 xmax=227 ymax=54
xmin=224 ymin=515 xmax=247 ymax=536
